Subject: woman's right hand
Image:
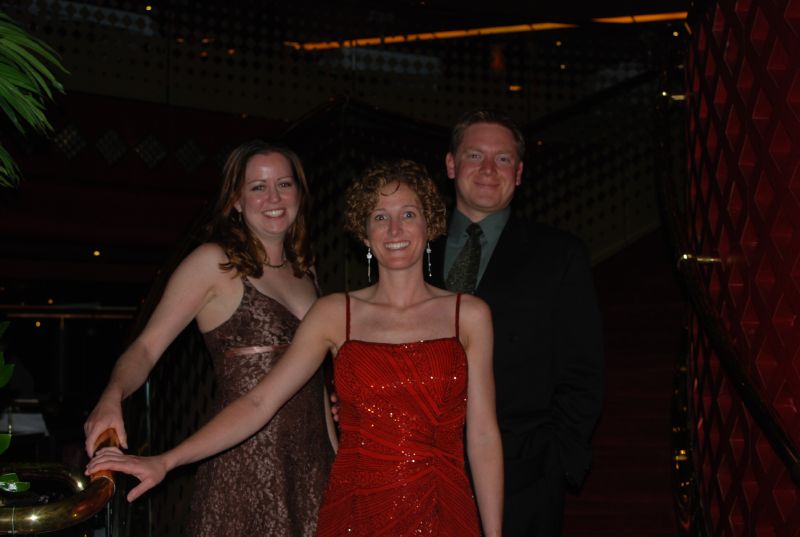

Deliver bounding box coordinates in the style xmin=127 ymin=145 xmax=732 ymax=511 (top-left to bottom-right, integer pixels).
xmin=84 ymin=396 xmax=128 ymax=457
xmin=86 ymin=447 xmax=168 ymax=502
xmin=329 ymin=391 xmax=340 ymax=423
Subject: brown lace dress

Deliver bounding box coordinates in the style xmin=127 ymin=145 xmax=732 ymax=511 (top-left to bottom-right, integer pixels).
xmin=186 ymin=276 xmax=334 ymax=536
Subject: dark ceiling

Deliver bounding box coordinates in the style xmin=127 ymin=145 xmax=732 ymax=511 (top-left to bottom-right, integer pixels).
xmin=320 ymin=0 xmax=692 ymax=21
xmin=175 ymin=0 xmax=691 ymax=41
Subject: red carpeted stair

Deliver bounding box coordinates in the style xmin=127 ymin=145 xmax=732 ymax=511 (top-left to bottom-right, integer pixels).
xmin=562 ymin=230 xmax=685 ymax=537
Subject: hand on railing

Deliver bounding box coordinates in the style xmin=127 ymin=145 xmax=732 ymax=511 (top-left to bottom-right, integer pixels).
xmin=0 ymin=428 xmax=120 ymax=534
xmin=89 ymin=427 xmax=121 ymax=483
xmin=86 ymin=441 xmax=168 ymax=503
xmin=84 ymin=395 xmax=128 ymax=457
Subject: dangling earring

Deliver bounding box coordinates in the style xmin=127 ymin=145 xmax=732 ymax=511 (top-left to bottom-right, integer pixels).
xmin=366 ymin=247 xmax=373 ymax=283
xmin=426 ymin=241 xmax=432 ymax=278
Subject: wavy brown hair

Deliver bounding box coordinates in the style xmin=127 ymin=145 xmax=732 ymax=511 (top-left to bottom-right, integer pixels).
xmin=205 ymin=140 xmax=313 ymax=278
xmin=344 ymin=159 xmax=447 ymax=243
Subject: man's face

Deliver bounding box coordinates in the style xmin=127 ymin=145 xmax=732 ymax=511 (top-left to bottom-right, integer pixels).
xmin=445 ymin=122 xmax=523 ymax=222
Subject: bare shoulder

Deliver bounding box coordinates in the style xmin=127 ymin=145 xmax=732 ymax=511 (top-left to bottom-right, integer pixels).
xmin=306 ymin=292 xmax=347 ymax=318
xmin=347 ymin=285 xmax=374 ymax=302
xmin=458 ymin=293 xmax=491 ymax=323
xmin=171 ymin=243 xmax=238 ymax=291
xmin=458 ymin=294 xmax=493 ymax=366
xmin=299 ymin=292 xmax=347 ymax=347
xmin=185 ymin=242 xmax=228 ymax=266
xmin=174 ymin=242 xmax=226 ymax=273
xmin=425 ymin=283 xmax=455 ymax=298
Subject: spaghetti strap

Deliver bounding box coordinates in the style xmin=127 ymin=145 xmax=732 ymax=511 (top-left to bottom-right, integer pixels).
xmin=345 ymin=293 xmax=351 ymax=341
xmin=455 ymin=293 xmax=462 ymax=339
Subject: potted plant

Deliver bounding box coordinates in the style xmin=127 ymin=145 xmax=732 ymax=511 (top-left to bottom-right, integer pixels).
xmin=0 ymin=10 xmax=68 ymax=187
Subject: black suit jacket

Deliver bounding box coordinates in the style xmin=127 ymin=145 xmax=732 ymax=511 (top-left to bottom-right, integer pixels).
xmin=431 ymin=218 xmax=603 ymax=493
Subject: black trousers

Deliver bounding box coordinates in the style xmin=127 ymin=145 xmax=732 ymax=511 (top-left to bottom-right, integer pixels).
xmin=502 ymin=436 xmax=566 ymax=537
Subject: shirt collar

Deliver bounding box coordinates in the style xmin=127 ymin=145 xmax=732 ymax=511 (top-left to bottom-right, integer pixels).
xmin=449 ymin=206 xmax=511 ymax=245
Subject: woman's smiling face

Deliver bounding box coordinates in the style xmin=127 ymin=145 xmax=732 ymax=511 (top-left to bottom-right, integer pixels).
xmin=234 ymin=152 xmax=300 ymax=241
xmin=366 ymin=181 xmax=428 ymax=272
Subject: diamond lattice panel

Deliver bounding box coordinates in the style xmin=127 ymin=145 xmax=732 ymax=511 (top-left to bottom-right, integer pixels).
xmin=687 ymin=0 xmax=800 ymax=535
xmin=690 ymin=318 xmax=800 ymax=536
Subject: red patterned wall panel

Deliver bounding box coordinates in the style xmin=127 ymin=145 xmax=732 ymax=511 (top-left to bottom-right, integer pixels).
xmin=687 ymin=0 xmax=800 ymax=535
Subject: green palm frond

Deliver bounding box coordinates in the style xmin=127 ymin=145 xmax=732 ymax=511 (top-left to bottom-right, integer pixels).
xmin=0 ymin=147 xmax=20 ymax=188
xmin=0 ymin=11 xmax=68 ymax=187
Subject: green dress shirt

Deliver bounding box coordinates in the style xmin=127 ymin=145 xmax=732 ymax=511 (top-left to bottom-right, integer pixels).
xmin=444 ymin=207 xmax=511 ymax=287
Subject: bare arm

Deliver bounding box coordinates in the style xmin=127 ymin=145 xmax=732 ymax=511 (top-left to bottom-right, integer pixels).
xmin=84 ymin=244 xmax=232 ymax=455
xmin=461 ymin=295 xmax=503 ymax=537
xmin=310 ymin=267 xmax=339 ymax=452
xmin=86 ymin=296 xmax=340 ymax=501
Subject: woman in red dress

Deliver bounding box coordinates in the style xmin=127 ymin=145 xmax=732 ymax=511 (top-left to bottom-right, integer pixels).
xmin=88 ymin=159 xmax=503 ymax=537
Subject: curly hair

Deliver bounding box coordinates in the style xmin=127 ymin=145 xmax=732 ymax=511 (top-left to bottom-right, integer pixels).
xmin=344 ymin=160 xmax=447 ymax=243
xmin=205 ymin=140 xmax=314 ymax=278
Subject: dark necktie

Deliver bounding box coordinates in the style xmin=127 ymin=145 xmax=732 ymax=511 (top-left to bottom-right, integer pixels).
xmin=446 ymin=223 xmax=483 ymax=293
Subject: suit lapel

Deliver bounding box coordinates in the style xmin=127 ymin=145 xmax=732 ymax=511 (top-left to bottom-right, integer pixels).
xmin=477 ymin=220 xmax=527 ymax=295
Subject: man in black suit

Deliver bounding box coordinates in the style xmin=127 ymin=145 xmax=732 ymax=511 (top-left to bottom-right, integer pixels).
xmin=429 ymin=109 xmax=604 ymax=536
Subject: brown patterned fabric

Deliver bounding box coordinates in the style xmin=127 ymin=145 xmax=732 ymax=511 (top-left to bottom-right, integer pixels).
xmin=186 ymin=276 xmax=334 ymax=536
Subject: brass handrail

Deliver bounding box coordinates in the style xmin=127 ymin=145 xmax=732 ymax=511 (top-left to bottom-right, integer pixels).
xmin=676 ymin=255 xmax=800 ymax=486
xmin=0 ymin=428 xmax=119 ymax=534
xmin=659 ymin=167 xmax=800 ymax=488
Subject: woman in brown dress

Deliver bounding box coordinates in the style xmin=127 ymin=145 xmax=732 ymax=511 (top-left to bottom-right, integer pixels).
xmin=83 ymin=140 xmax=336 ymax=536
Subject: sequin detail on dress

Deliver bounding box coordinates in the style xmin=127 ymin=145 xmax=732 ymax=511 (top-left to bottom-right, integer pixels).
xmin=316 ymin=294 xmax=480 ymax=536
xmin=186 ymin=277 xmax=334 ymax=537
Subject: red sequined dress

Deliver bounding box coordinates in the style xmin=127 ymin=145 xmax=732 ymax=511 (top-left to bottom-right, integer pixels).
xmin=316 ymin=293 xmax=481 ymax=536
